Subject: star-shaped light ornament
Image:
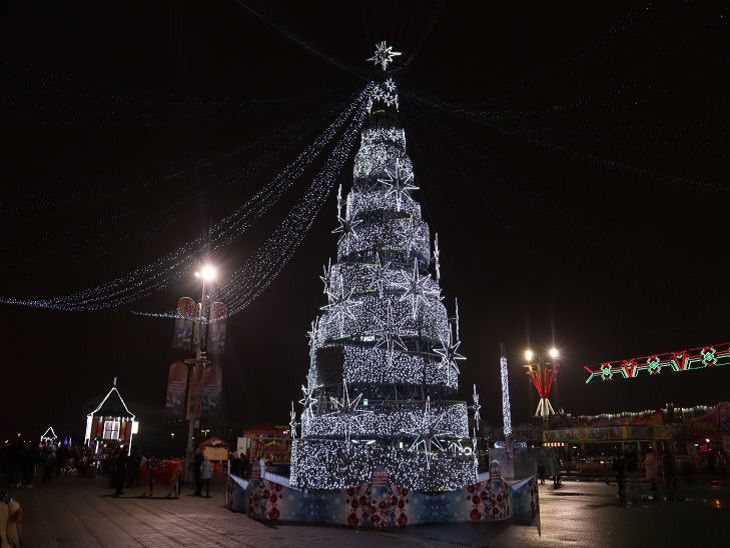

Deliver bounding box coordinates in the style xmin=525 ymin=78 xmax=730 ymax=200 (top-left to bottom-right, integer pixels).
xmin=395 ymin=258 xmax=441 ymax=319
xmin=327 ymin=380 xmax=373 ymax=444
xmin=434 ymin=331 xmax=466 ymax=384
xmin=377 ymin=159 xmax=418 ymax=211
xmin=306 ymin=318 xmax=320 ymax=355
xmin=289 ymin=401 xmax=299 ymax=439
xmin=319 ymin=258 xmax=333 ymax=295
xmin=368 ymin=78 xmax=399 ymax=112
xmin=332 ymin=217 xmax=363 ymax=253
xmin=321 ymin=287 xmax=362 ymax=337
xmin=365 ymin=253 xmax=392 ymax=297
xmin=471 ymin=384 xmax=482 ymax=431
xmin=433 ymin=234 xmax=442 ymax=282
xmin=367 ymin=41 xmax=402 ymax=71
xmin=406 ymin=396 xmax=450 ymax=469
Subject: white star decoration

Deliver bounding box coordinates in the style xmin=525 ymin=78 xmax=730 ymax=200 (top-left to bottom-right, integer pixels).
xmin=405 ymin=396 xmax=450 ymax=469
xmin=377 ymin=159 xmax=418 ymax=211
xmin=394 ymin=258 xmax=441 ymax=319
xmin=319 ymin=258 xmax=333 ymax=295
xmin=299 ymin=384 xmax=317 ymax=413
xmin=471 ymin=384 xmax=482 ymax=431
xmin=433 ymin=233 xmax=441 ymax=282
xmin=289 ymin=401 xmax=299 ymax=439
xmin=332 ymin=216 xmax=363 ymax=252
xmin=434 ymin=329 xmax=466 ymax=383
xmin=367 ymin=41 xmax=402 ymax=71
xmin=321 ymin=287 xmax=362 ymax=337
xmin=306 ymin=318 xmax=320 ymax=355
xmin=327 ymin=380 xmax=373 ymax=444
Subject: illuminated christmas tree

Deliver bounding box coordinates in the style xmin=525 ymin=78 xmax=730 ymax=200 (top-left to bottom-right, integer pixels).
xmin=289 ymin=44 xmax=478 ymax=491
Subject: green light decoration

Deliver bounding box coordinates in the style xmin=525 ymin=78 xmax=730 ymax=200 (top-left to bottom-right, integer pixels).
xmin=583 ymin=342 xmax=730 ymax=384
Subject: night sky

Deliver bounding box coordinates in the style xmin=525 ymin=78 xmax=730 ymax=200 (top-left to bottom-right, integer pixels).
xmin=2 ymin=1 xmax=729 ymax=442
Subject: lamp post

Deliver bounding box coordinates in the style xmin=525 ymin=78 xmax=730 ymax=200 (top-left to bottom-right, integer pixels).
xmin=182 ymin=264 xmax=216 ymax=483
xmin=524 ymin=346 xmax=560 ymax=420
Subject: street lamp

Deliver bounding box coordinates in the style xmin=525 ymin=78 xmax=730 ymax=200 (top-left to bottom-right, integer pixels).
xmin=183 ymin=264 xmax=216 ymax=483
xmin=524 ymin=349 xmax=534 ymax=362
xmin=548 ymin=347 xmax=560 ymax=359
xmin=195 ymin=264 xmax=217 ymax=282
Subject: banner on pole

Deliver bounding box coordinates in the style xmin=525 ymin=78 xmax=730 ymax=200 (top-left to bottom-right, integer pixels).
xmin=165 ymin=361 xmax=188 ymax=417
xmin=207 ymin=302 xmax=227 ymax=355
xmin=172 ymin=297 xmax=195 ymax=350
xmin=186 ymin=364 xmax=205 ymax=420
xmin=202 ymin=364 xmax=223 ymax=417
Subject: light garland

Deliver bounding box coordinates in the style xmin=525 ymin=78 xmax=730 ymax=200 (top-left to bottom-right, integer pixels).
xmin=4 ymin=86 xmax=372 ymax=313
xmin=583 ymin=341 xmax=730 ymax=384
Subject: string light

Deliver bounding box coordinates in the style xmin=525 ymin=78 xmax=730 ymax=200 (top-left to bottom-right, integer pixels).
xmin=3 ymin=86 xmax=372 ymax=314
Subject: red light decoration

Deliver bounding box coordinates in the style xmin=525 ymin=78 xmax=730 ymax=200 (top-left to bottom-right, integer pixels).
xmin=583 ymin=342 xmax=730 ymax=384
xmin=524 ymin=361 xmax=558 ymax=418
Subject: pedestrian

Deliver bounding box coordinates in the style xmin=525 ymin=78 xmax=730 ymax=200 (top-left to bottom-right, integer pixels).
xmin=113 ymin=447 xmax=128 ymax=496
xmin=644 ymin=448 xmax=658 ymax=492
xmin=663 ymin=449 xmax=677 ymax=490
xmin=537 ymin=463 xmax=546 ymax=484
xmin=126 ymin=447 xmax=141 ymax=488
xmin=551 ymin=453 xmax=562 ymax=489
xmin=22 ymin=442 xmax=38 ymax=488
xmin=193 ymin=448 xmax=204 ymax=496
xmin=241 ymin=452 xmax=249 ymax=479
xmin=201 ymin=455 xmax=213 ymax=498
xmin=613 ymin=452 xmax=627 ymax=505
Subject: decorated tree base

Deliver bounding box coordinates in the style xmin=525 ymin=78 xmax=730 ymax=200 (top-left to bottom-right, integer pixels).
xmin=225 ymin=472 xmax=539 ymax=528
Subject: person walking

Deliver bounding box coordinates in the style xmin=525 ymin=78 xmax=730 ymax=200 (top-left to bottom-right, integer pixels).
xmin=200 ymin=455 xmax=213 ymax=498
xmin=663 ymin=449 xmax=678 ymax=490
xmin=193 ymin=449 xmax=204 ymax=496
xmin=644 ymin=448 xmax=659 ymax=492
xmin=113 ymin=448 xmax=128 ymax=496
xmin=613 ymin=452 xmax=627 ymax=505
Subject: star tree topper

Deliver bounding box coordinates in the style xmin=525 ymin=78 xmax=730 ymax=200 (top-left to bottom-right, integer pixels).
xmin=367 ymin=41 xmax=402 ymax=71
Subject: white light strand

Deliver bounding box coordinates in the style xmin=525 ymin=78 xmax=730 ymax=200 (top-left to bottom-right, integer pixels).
xmin=3 ymin=86 xmax=371 ymax=313
xmin=499 ymin=353 xmax=513 ymax=438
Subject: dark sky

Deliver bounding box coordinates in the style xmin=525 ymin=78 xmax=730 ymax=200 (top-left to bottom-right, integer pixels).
xmin=2 ymin=1 xmax=729 ymax=442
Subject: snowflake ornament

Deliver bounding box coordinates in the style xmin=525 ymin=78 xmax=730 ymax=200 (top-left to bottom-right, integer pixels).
xmin=367 ymin=41 xmax=402 ymax=71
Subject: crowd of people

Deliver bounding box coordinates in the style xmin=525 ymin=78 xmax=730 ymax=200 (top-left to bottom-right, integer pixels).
xmin=0 ymin=438 xmax=97 ymax=488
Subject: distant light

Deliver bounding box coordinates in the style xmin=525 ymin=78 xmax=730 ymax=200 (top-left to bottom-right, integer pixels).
xmin=524 ymin=349 xmax=534 ymax=362
xmin=705 ymin=438 xmax=711 ymax=444
xmin=549 ymin=347 xmax=560 ymax=359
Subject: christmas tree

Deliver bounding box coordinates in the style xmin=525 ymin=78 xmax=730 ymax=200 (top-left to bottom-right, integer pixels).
xmin=289 ymin=44 xmax=479 ymax=492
